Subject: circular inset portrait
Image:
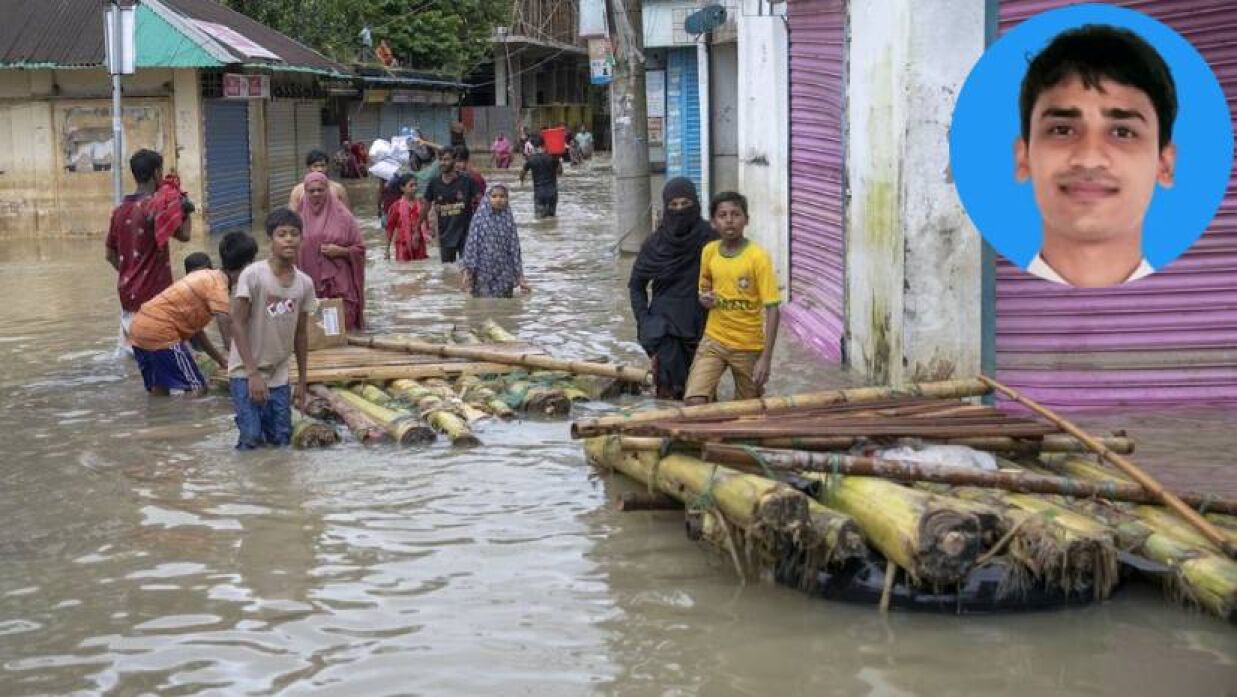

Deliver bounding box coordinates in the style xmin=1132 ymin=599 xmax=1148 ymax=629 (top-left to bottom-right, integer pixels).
xmin=950 ymin=4 xmax=1233 ymax=288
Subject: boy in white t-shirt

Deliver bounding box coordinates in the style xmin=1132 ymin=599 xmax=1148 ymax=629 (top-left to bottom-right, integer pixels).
xmin=228 ymin=208 xmax=319 ymax=449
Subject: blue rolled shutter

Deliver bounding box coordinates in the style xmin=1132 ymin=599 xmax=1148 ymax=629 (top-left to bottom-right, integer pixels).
xmin=203 ymin=99 xmax=252 ymax=233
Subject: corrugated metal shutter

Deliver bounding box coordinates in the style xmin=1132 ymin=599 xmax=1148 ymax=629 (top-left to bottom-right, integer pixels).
xmin=996 ymin=0 xmax=1237 ymax=408
xmin=401 ymin=105 xmax=453 ymax=147
xmin=295 ymin=100 xmax=323 ymax=165
xmin=666 ymin=48 xmax=703 ymax=191
xmin=203 ymin=100 xmax=251 ymax=233
xmin=266 ymin=100 xmax=298 ymax=210
xmin=350 ymin=104 xmax=381 ymax=144
xmin=784 ymin=0 xmax=847 ymax=362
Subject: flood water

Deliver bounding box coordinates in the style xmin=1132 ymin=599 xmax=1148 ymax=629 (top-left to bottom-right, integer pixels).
xmin=1 ymin=164 xmax=1233 ymax=696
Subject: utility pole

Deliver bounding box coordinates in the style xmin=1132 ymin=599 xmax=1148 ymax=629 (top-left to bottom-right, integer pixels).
xmin=104 ymin=0 xmax=135 ymax=205
xmin=608 ymin=0 xmax=651 ymax=253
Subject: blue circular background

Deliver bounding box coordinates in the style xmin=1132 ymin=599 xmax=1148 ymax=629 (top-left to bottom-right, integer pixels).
xmin=950 ymin=3 xmax=1233 ymax=270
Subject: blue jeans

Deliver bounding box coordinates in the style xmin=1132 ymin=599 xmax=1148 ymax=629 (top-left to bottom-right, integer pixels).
xmin=230 ymin=378 xmax=292 ymax=449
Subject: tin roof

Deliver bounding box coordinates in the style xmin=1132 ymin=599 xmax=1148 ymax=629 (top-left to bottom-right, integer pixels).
xmin=0 ymin=0 xmax=347 ymax=75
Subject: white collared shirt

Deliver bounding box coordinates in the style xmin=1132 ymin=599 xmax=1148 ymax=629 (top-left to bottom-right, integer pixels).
xmin=1026 ymin=253 xmax=1155 ymax=286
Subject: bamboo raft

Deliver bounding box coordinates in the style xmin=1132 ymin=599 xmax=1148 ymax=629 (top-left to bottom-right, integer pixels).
xmin=220 ymin=321 xmax=647 ymax=450
xmin=575 ymin=377 xmax=1237 ymax=621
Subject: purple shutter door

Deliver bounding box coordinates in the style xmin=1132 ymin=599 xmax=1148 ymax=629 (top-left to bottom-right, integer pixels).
xmin=786 ymin=0 xmax=847 ymax=362
xmin=996 ymin=0 xmax=1237 ymax=408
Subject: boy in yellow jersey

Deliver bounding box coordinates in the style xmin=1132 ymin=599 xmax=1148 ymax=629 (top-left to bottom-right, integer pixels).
xmin=684 ymin=191 xmax=781 ymax=404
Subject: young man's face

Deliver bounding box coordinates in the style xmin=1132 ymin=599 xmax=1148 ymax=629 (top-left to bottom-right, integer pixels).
xmin=711 ymin=201 xmax=748 ymax=243
xmin=309 ymin=160 xmax=329 ymax=174
xmin=270 ymin=225 xmax=302 ymax=262
xmin=1015 ymin=74 xmax=1175 ymax=248
xmin=439 ymin=154 xmax=456 ymax=173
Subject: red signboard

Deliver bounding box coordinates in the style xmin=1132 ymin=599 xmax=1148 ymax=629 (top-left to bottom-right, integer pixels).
xmin=222 ymin=73 xmax=270 ymax=99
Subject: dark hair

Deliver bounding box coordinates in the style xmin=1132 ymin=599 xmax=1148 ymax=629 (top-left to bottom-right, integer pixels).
xmin=265 ymin=207 xmax=303 ymax=237
xmin=129 ymin=149 xmax=163 ymax=183
xmin=453 ymin=145 xmax=470 ymax=161
xmin=183 ymin=252 xmax=213 ymax=274
xmin=218 ymin=232 xmax=258 ymax=271
xmin=709 ymin=191 xmax=749 ymax=218
xmin=531 ymin=134 xmax=545 ymax=148
xmin=1019 ymin=24 xmax=1177 ymax=150
xmin=438 ymin=148 xmax=456 ymax=160
xmin=393 ymin=172 xmax=416 ymax=193
xmin=305 ymin=149 xmax=330 ymax=167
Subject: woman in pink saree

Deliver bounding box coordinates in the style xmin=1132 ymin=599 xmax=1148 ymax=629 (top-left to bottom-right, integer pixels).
xmin=297 ymin=172 xmax=366 ymax=330
xmin=491 ymin=133 xmax=513 ymax=169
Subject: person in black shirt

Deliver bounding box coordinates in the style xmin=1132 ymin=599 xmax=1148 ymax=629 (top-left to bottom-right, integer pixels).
xmin=418 ymin=148 xmax=479 ymax=263
xmin=520 ymin=135 xmax=563 ymax=219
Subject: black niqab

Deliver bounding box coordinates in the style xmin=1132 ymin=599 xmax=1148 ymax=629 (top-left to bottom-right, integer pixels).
xmin=630 ymin=178 xmax=715 ymax=280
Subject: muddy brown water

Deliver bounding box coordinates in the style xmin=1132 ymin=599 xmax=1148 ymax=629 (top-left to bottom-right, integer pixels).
xmin=1 ymin=165 xmax=1233 ymax=696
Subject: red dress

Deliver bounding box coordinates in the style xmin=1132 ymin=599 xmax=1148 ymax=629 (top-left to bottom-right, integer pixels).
xmin=385 ymin=198 xmax=428 ymax=261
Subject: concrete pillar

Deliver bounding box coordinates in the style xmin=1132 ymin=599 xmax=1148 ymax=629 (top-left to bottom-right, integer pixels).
xmin=494 ymin=45 xmax=509 ymax=107
xmin=737 ymin=2 xmax=789 ymax=296
xmin=843 ymin=0 xmax=985 ymax=385
xmin=171 ymin=68 xmax=205 ymax=220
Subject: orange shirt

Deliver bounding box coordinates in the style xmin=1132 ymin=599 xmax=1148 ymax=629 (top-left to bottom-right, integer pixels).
xmin=129 ymin=269 xmax=230 ymax=350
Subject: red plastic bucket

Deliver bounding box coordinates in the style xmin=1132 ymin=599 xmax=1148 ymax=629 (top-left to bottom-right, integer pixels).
xmin=541 ymin=127 xmax=567 ymax=156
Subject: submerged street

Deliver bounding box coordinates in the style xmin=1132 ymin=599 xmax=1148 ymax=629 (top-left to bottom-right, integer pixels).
xmin=0 ymin=164 xmax=1234 ymax=696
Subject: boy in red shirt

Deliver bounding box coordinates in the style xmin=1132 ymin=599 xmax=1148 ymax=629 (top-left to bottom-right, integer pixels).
xmin=105 ymin=149 xmax=192 ymax=354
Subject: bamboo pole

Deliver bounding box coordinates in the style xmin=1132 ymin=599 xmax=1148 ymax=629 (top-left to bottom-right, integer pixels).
xmin=703 ymin=445 xmax=1237 ymax=514
xmin=292 ymin=410 xmax=340 ymax=448
xmin=332 ymin=388 xmax=438 ymax=446
xmin=751 ymin=434 xmax=1134 ymax=455
xmin=571 ymin=378 xmax=991 ymax=438
xmin=308 ymin=384 xmax=389 ymax=444
xmin=456 ymin=376 xmax=518 ymax=419
xmin=504 ymin=379 xmax=572 ymax=417
xmin=979 ymin=375 xmax=1237 ymax=559
xmin=350 ymin=335 xmax=653 ymax=385
xmin=293 ymin=362 xmax=518 ymax=383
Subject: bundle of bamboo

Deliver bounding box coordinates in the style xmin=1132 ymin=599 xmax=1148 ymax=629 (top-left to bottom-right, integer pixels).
xmin=388 ymin=379 xmax=482 ymax=447
xmin=307 ymin=384 xmax=389 ymax=444
xmin=333 ymin=388 xmax=437 ymax=446
xmin=574 ymin=377 xmax=1233 ymax=619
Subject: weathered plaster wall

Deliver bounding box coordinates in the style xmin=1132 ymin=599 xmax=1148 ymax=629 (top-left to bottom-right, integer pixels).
xmin=737 ymin=0 xmax=789 ymax=296
xmin=844 ymin=0 xmax=984 ymax=384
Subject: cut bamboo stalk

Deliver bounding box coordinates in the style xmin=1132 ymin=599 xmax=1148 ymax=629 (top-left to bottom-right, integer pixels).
xmin=480 ymin=319 xmax=519 ymax=343
xmin=456 ymin=376 xmax=518 ymax=419
xmin=584 ymin=438 xmax=864 ymax=570
xmin=702 ymin=445 xmax=1237 ymax=514
xmin=806 ymin=474 xmax=982 ymax=586
xmin=350 ymin=382 xmax=393 ymax=407
xmin=980 ymin=375 xmax=1237 ymax=559
xmin=752 ymin=434 xmax=1133 ymax=455
xmin=292 ymin=410 xmax=340 ymax=448
xmin=301 ymin=393 xmax=335 ymax=421
xmin=350 ymin=335 xmax=653 ymax=385
xmin=307 ymin=384 xmax=389 ymax=445
xmin=1044 ymin=495 xmax=1236 ymax=618
xmin=948 ymin=487 xmax=1120 ymax=599
xmin=388 ymin=379 xmax=481 ymax=447
xmin=504 ymin=379 xmax=572 ymax=417
xmin=332 ymin=388 xmax=437 ymax=446
xmin=571 ymin=378 xmax=992 ymax=438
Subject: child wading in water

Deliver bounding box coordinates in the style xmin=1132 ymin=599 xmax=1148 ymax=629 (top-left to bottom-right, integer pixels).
xmin=385 ymin=173 xmax=428 ymax=261
xmin=461 ymin=185 xmax=528 ymax=297
xmin=683 ymin=192 xmax=781 ymax=404
xmin=228 ymin=208 xmax=318 ymax=449
xmin=127 ymin=233 xmax=256 ymax=396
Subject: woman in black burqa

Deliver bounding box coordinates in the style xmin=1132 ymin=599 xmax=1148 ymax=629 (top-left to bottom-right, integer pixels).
xmin=628 ymin=178 xmax=718 ymax=399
